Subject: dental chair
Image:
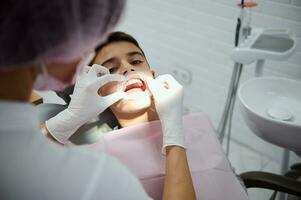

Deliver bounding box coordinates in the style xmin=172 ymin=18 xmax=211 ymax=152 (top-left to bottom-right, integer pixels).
xmin=36 ymin=102 xmax=301 ymax=199
xmin=240 ymin=163 xmax=301 ymax=199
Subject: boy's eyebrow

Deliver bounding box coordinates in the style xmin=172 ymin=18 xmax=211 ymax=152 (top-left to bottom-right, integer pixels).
xmin=101 ymin=57 xmax=116 ymax=66
xmin=127 ymin=51 xmax=144 ymax=58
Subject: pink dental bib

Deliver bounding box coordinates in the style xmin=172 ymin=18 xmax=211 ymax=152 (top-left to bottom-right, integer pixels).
xmin=72 ymin=113 xmax=249 ymax=200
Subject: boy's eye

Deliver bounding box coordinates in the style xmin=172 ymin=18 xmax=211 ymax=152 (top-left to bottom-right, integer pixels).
xmin=131 ymin=60 xmax=143 ymax=65
xmin=109 ymin=67 xmax=118 ymax=73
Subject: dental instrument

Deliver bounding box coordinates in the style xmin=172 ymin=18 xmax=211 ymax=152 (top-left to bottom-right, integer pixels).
xmin=217 ymin=0 xmax=255 ymax=156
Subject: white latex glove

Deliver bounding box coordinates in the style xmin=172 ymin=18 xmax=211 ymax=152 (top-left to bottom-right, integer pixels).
xmin=46 ymin=64 xmax=126 ymax=144
xmin=146 ymin=74 xmax=185 ymax=153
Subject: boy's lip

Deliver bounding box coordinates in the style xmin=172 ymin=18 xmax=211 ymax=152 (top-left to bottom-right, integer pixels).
xmin=123 ymin=74 xmax=147 ymax=93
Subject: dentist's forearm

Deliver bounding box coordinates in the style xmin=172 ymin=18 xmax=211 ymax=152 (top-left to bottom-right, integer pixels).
xmin=163 ymin=146 xmax=196 ymax=200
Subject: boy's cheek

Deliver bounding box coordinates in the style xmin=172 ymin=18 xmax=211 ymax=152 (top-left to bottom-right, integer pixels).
xmin=97 ymin=83 xmax=118 ymax=96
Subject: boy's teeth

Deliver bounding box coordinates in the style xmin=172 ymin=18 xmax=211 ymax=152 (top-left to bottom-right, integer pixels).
xmin=127 ymin=79 xmax=142 ymax=85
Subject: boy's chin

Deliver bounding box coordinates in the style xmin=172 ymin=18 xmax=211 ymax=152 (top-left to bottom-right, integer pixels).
xmin=114 ymin=100 xmax=152 ymax=114
xmin=122 ymin=90 xmax=150 ymax=101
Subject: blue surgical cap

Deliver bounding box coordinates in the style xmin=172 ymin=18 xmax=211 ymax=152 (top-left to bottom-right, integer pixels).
xmin=0 ymin=0 xmax=125 ymax=70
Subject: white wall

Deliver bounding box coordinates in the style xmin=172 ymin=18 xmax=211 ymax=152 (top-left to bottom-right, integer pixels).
xmin=116 ymin=0 xmax=301 ymax=198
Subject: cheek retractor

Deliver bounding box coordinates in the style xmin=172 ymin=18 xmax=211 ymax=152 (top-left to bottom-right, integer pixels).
xmin=116 ymin=73 xmax=149 ymax=101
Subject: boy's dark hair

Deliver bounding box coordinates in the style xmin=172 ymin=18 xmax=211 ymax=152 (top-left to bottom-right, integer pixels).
xmin=94 ymin=31 xmax=145 ymax=60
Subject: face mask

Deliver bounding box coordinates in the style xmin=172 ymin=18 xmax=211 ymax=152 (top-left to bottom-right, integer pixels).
xmin=33 ymin=52 xmax=95 ymax=91
xmin=33 ymin=64 xmax=72 ymax=91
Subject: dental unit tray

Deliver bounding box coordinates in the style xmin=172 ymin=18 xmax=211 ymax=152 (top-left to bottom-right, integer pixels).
xmin=231 ymin=28 xmax=297 ymax=64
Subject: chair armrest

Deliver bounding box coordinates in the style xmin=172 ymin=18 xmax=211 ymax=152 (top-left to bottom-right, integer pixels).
xmin=240 ymin=171 xmax=301 ymax=197
xmin=291 ymin=163 xmax=301 ymax=171
xmin=285 ymin=169 xmax=301 ymax=179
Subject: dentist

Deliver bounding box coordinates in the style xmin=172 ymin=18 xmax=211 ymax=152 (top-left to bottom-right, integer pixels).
xmin=0 ymin=0 xmax=196 ymax=199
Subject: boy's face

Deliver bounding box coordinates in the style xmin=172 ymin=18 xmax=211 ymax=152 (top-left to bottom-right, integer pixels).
xmin=93 ymin=41 xmax=155 ymax=114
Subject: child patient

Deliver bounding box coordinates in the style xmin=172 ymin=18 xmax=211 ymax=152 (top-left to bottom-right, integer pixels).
xmin=72 ymin=32 xmax=248 ymax=200
xmin=91 ymin=31 xmax=159 ymax=129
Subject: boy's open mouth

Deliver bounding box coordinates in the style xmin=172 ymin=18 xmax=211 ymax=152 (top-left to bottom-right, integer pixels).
xmin=123 ymin=75 xmax=147 ymax=93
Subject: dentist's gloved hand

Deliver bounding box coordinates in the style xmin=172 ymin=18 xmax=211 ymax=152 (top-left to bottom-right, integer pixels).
xmin=146 ymin=74 xmax=185 ymax=154
xmin=46 ymin=64 xmax=126 ymax=144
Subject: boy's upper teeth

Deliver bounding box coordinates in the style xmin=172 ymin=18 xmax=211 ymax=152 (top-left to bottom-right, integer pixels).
xmin=127 ymin=79 xmax=142 ymax=85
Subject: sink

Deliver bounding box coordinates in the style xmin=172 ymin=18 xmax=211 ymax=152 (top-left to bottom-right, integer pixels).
xmin=238 ymin=77 xmax=301 ymax=155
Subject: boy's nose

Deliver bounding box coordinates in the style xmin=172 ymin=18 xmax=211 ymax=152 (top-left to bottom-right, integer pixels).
xmin=123 ymin=68 xmax=135 ymax=75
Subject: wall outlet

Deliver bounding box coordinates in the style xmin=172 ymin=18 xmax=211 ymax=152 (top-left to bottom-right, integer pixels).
xmin=171 ymin=66 xmax=192 ymax=86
